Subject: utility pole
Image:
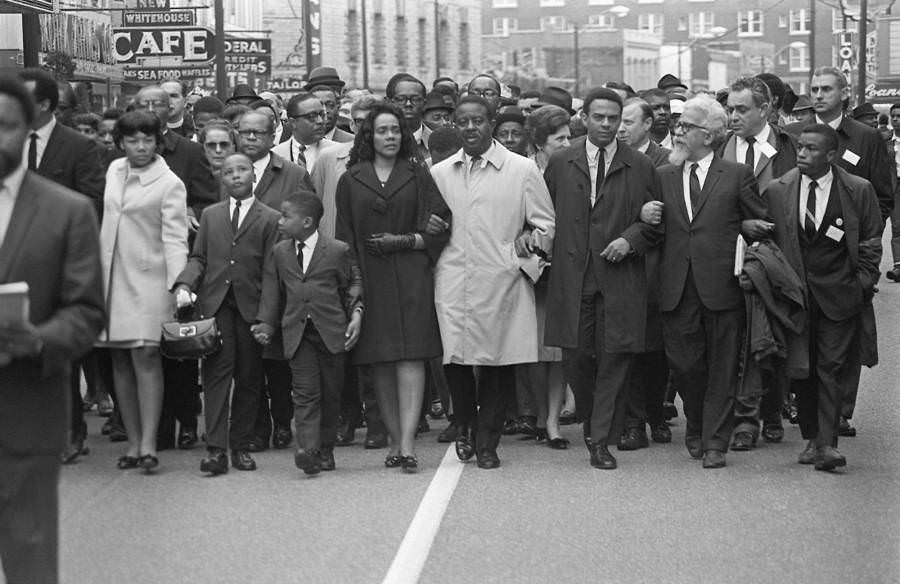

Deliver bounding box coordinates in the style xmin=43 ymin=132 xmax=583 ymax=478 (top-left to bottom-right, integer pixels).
xmin=361 ymin=0 xmax=369 ymax=89
xmin=857 ymin=0 xmax=868 ymax=104
xmin=22 ymin=12 xmax=40 ymax=67
xmin=214 ymin=0 xmax=227 ymax=100
xmin=434 ymin=1 xmax=440 ymax=79
xmin=573 ymin=23 xmax=580 ymax=96
xmin=808 ymin=0 xmax=816 ymax=72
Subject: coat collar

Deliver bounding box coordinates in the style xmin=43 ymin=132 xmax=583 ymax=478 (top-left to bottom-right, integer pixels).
xmin=254 ymin=152 xmax=286 ymax=198
xmin=449 ymin=140 xmax=508 ymax=171
xmin=349 ymin=160 xmax=416 ymax=199
xmin=113 ymin=155 xmax=170 ymax=186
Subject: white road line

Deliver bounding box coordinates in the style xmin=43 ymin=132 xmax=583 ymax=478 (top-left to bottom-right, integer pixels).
xmin=382 ymin=445 xmax=464 ymax=584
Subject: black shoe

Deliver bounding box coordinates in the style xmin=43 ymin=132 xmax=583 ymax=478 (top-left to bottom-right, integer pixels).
xmin=335 ymin=424 xmax=356 ymax=446
xmin=200 ymin=449 xmax=228 ymax=475
xmin=617 ymin=427 xmax=649 ymax=451
xmin=814 ymin=446 xmax=847 ymax=471
xmin=702 ymin=450 xmax=726 ymax=469
xmin=476 ymin=449 xmax=501 ymax=469
xmin=384 ymin=455 xmax=402 ymax=468
xmin=662 ymin=402 xmax=678 ymax=420
xmin=591 ymin=444 xmax=617 ymax=469
xmin=177 ymin=428 xmax=198 ymax=450
xmin=101 ymin=418 xmax=113 ymax=436
xmin=416 ymin=418 xmax=431 ymax=435
xmin=455 ymin=432 xmax=476 ymax=461
xmin=886 ymin=267 xmax=900 ymax=282
xmin=429 ymin=401 xmax=445 ymax=420
xmin=139 ymin=454 xmax=159 ymax=472
xmin=838 ymin=416 xmax=857 ymax=437
xmin=650 ymin=422 xmax=672 ymax=443
xmin=319 ymin=450 xmax=336 ymax=471
xmin=730 ymin=431 xmax=756 ymax=451
xmin=294 ymin=448 xmax=321 ymax=475
xmin=109 ymin=425 xmax=128 ymax=442
xmin=558 ymin=411 xmax=577 ymax=426
xmin=502 ymin=419 xmax=520 ymax=435
xmin=272 ymin=426 xmax=293 ymax=449
xmin=761 ymin=424 xmax=784 ymax=443
xmin=401 ymin=455 xmax=419 ymax=473
xmin=685 ymin=435 xmax=703 ymax=459
xmin=583 ymin=435 xmax=593 ymax=453
xmin=547 ymin=437 xmax=570 ymax=450
xmin=517 ymin=416 xmax=539 ymax=437
xmin=246 ymin=436 xmax=268 ymax=452
xmin=61 ymin=439 xmax=89 ymax=464
xmin=438 ymin=422 xmax=460 ymax=443
xmin=231 ymin=450 xmax=257 ymax=471
xmin=364 ymin=432 xmax=388 ymax=449
xmin=798 ymin=440 xmax=817 ymax=464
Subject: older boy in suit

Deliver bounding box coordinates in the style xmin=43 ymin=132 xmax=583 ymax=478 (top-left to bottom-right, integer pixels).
xmin=254 ymin=192 xmax=363 ymax=475
xmin=175 ymin=153 xmax=281 ymax=474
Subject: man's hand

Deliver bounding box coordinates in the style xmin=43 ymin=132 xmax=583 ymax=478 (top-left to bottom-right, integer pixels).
xmin=251 ymin=323 xmax=274 ymax=346
xmin=0 ymin=320 xmax=43 ymax=365
xmin=365 ymin=233 xmax=416 ymax=256
xmin=174 ymin=285 xmax=195 ymax=309
xmin=641 ymin=201 xmax=664 ymax=225
xmin=344 ymin=311 xmax=362 ymax=351
xmin=741 ymin=219 xmax=775 ymax=240
xmin=514 ymin=231 xmax=534 ymax=258
xmin=187 ymin=210 xmax=200 ymax=233
xmin=599 ymin=237 xmax=632 ymax=263
xmin=424 ymin=214 xmax=449 ymax=235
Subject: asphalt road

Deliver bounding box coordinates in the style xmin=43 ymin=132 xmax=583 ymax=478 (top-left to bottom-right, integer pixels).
xmin=35 ymin=253 xmax=900 ymax=584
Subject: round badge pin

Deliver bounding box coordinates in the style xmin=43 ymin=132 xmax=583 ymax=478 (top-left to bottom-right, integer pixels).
xmin=836 ymin=218 xmax=843 ymax=227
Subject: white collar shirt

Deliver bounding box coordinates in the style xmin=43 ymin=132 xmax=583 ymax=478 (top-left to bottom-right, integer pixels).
xmin=815 ymin=114 xmax=843 ymax=130
xmin=252 ymin=153 xmax=271 ymax=193
xmin=636 ymin=140 xmax=650 ymax=154
xmin=0 ymin=159 xmax=28 ymax=246
xmin=295 ymin=229 xmax=319 ymax=274
xmin=585 ymin=138 xmax=617 ymax=206
xmin=799 ymin=169 xmax=834 ymax=231
xmin=289 ymin=138 xmax=320 ymax=171
xmin=893 ymin=133 xmax=900 ymax=176
xmin=228 ymin=196 xmax=255 ymax=230
xmin=736 ymin=123 xmax=771 ymax=169
xmin=681 ymin=150 xmax=715 ymax=222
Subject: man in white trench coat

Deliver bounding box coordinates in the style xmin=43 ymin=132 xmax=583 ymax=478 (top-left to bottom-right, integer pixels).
xmin=431 ymin=94 xmax=556 ymax=469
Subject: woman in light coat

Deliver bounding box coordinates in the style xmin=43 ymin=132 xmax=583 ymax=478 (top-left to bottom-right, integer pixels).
xmin=98 ymin=111 xmax=188 ymax=472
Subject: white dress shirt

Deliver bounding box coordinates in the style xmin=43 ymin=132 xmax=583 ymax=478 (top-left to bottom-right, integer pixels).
xmin=585 ymin=137 xmax=617 ymax=207
xmin=681 ymin=150 xmax=714 ymax=222
xmin=815 ymin=114 xmax=843 ymax=130
xmin=24 ymin=116 xmax=56 ymax=168
xmin=799 ymin=169 xmax=834 ymax=231
xmin=893 ymin=133 xmax=900 ymax=177
xmin=252 ymin=153 xmax=271 ymax=193
xmin=735 ymin=123 xmax=771 ymax=170
xmin=228 ymin=196 xmax=255 ymax=230
xmin=295 ymin=229 xmax=318 ymax=274
xmin=0 ymin=160 xmax=27 ymax=246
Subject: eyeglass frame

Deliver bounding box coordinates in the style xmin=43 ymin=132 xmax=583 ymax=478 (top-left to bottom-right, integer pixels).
xmin=673 ymin=120 xmax=710 ymax=135
xmin=289 ymin=111 xmax=327 ymax=122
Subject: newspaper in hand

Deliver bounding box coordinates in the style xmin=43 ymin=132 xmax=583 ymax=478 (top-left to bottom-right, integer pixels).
xmin=0 ymin=282 xmax=30 ymax=324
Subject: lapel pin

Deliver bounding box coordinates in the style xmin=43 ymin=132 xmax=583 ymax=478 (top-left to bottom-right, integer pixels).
xmin=836 ymin=218 xmax=843 ymax=227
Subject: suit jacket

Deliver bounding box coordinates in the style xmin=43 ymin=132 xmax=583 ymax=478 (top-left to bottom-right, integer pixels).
xmin=161 ymin=130 xmax=220 ymax=217
xmin=310 ymin=141 xmax=353 ymax=237
xmin=35 ymin=121 xmax=105 ymax=207
xmin=257 ymin=235 xmax=363 ymax=358
xmin=0 ymin=172 xmax=105 ymax=455
xmin=719 ymin=123 xmax=798 ymax=186
xmin=543 ymin=137 xmax=664 ymax=352
xmin=658 ymin=155 xmax=769 ymax=312
xmin=254 ymin=152 xmax=315 ymax=212
xmin=175 ymin=199 xmax=281 ymax=323
xmin=643 ymin=140 xmax=671 ymax=168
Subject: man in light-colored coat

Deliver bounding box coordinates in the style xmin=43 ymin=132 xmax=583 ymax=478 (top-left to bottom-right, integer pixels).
xmin=431 ymin=96 xmax=555 ymax=469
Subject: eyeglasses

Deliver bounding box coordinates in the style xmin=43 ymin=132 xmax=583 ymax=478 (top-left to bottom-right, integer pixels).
xmin=468 ymin=89 xmax=498 ymax=98
xmin=673 ymin=121 xmax=709 ymax=134
xmin=289 ymin=111 xmax=327 ymax=121
xmin=390 ymin=95 xmax=425 ymax=106
xmin=237 ymin=129 xmax=271 ymax=139
xmin=204 ymin=141 xmax=233 ymax=150
xmin=136 ymin=100 xmax=168 ymax=108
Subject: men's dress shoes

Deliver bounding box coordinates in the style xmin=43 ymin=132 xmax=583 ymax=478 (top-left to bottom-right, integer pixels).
xmin=272 ymin=426 xmax=293 ymax=449
xmin=885 ymin=267 xmax=900 ymax=282
xmin=502 ymin=419 xmax=520 ymax=435
xmin=617 ymin=427 xmax=649 ymax=451
xmin=246 ymin=436 xmax=267 ymax=453
xmin=583 ymin=435 xmax=593 ymax=453
xmin=335 ymin=424 xmax=356 ymax=446
xmin=294 ymin=448 xmax=322 ymax=475
xmin=591 ymin=444 xmax=617 ymax=470
xmin=177 ymin=428 xmax=198 ymax=450
xmin=231 ymin=450 xmax=257 ymax=471
xmin=650 ymin=423 xmax=672 ymax=443
xmin=797 ymin=440 xmax=817 ymax=465
xmin=200 ymin=449 xmax=229 ymax=475
xmin=476 ymin=449 xmax=501 ymax=469
xmin=438 ymin=422 xmax=460 ymax=443
xmin=455 ymin=432 xmax=476 ymax=461
xmin=730 ymin=431 xmax=756 ymax=451
xmin=318 ymin=450 xmax=336 ymax=472
xmin=702 ymin=450 xmax=726 ymax=469
xmin=364 ymin=432 xmax=388 ymax=449
xmin=60 ymin=439 xmax=88 ymax=464
xmin=838 ymin=416 xmax=857 ymax=437
xmin=761 ymin=424 xmax=784 ymax=443
xmin=429 ymin=400 xmax=445 ymax=420
xmin=685 ymin=436 xmax=703 ymax=459
xmin=517 ymin=416 xmax=539 ymax=437
xmin=416 ymin=418 xmax=431 ymax=434
xmin=814 ymin=446 xmax=847 ymax=471
xmin=662 ymin=402 xmax=678 ymax=420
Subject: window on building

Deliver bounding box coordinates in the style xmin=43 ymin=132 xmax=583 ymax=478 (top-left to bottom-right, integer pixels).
xmin=492 ymin=0 xmax=518 ymax=7
xmin=789 ymin=9 xmax=810 ymax=33
xmin=677 ymin=17 xmax=687 ymax=31
xmin=778 ymin=15 xmax=787 ymax=27
xmin=395 ymin=0 xmax=405 ymax=17
xmin=588 ymin=0 xmax=612 ymax=5
xmin=459 ymin=21 xmax=470 ymax=70
xmin=540 ymin=15 xmax=566 ymax=31
xmin=396 ymin=15 xmax=408 ymax=66
xmin=638 ymin=13 xmax=664 ymax=35
xmin=689 ymin=11 xmax=715 ymax=37
xmin=789 ymin=44 xmax=809 ymax=71
xmin=493 ymin=17 xmax=518 ymax=36
xmin=832 ymin=8 xmax=847 ymax=33
xmin=540 ymin=0 xmax=565 ymax=6
xmin=738 ymin=10 xmax=763 ymax=36
xmin=637 ymin=0 xmax=664 ymax=4
xmin=373 ymin=14 xmax=386 ymax=64
xmin=588 ymin=14 xmax=616 ymax=28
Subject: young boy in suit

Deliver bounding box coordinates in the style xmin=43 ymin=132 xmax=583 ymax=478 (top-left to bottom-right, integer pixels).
xmin=175 ymin=153 xmax=281 ymax=475
xmin=252 ymin=192 xmax=363 ymax=475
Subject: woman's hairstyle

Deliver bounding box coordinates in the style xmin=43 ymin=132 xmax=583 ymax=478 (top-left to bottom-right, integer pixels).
xmin=72 ymin=112 xmax=101 ymax=131
xmin=525 ymin=104 xmax=570 ymax=149
xmin=197 ymin=119 xmax=239 ymax=148
xmin=113 ymin=110 xmax=163 ymax=148
xmin=348 ymin=102 xmax=418 ymax=167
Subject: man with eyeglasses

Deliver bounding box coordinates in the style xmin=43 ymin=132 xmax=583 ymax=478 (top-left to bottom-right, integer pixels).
xmin=309 ymin=85 xmax=354 ymax=144
xmin=385 ymin=73 xmax=430 ymax=161
xmin=642 ymin=94 xmax=771 ymax=469
xmin=467 ymin=74 xmax=503 ymax=112
xmin=272 ymin=92 xmax=336 ymax=173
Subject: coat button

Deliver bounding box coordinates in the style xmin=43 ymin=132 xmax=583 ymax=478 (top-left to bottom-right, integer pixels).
xmin=230 ymin=259 xmax=235 ymax=265
xmin=225 ymin=279 xmax=231 ymax=284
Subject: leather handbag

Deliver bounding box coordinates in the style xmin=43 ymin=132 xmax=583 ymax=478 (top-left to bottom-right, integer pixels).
xmin=160 ymin=312 xmax=222 ymax=360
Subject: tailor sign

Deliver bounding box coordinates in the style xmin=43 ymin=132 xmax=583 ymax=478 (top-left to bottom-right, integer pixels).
xmin=113 ymin=27 xmax=214 ymax=65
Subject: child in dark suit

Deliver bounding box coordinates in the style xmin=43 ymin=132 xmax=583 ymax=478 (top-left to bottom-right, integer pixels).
xmin=252 ymin=192 xmax=363 ymax=475
xmin=175 ymin=153 xmax=281 ymax=475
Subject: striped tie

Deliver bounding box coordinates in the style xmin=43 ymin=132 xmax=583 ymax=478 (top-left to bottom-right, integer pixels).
xmin=805 ymin=180 xmax=818 ymax=239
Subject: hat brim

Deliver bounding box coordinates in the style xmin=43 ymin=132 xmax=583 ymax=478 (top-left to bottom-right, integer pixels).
xmin=304 ymin=78 xmax=346 ymax=91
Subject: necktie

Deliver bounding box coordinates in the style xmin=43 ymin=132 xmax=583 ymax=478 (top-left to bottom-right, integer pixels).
xmin=593 ymin=148 xmax=606 ymax=205
xmin=744 ymin=136 xmax=756 ymax=171
xmin=805 ymin=180 xmax=818 ymax=239
xmin=297 ymin=242 xmax=305 ymax=274
xmin=689 ymin=163 xmax=701 ymax=216
xmin=295 ymin=142 xmax=307 ymax=167
xmin=231 ymin=198 xmax=241 ymax=234
xmin=28 ymin=132 xmax=38 ymax=171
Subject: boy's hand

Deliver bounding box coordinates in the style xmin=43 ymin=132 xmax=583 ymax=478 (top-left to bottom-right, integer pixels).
xmin=251 ymin=323 xmax=274 ymax=345
xmin=344 ymin=311 xmax=362 ymax=351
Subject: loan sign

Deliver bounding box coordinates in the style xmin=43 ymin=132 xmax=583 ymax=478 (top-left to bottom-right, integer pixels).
xmin=113 ymin=27 xmax=214 ymax=64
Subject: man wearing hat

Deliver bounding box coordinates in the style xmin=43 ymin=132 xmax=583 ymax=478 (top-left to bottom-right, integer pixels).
xmin=531 ymin=86 xmax=575 ymax=116
xmin=852 ymin=102 xmax=879 ymax=129
xmin=227 ymin=84 xmax=259 ymax=106
xmin=422 ymin=91 xmax=454 ymax=133
xmin=658 ymin=73 xmax=688 ymax=97
xmin=305 ymin=66 xmax=354 ymax=143
xmin=791 ymin=95 xmax=815 ymax=126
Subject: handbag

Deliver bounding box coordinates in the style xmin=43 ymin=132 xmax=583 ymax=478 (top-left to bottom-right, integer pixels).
xmin=160 ymin=307 xmax=222 ymax=360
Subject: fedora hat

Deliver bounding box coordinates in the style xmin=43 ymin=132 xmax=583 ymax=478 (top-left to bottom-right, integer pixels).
xmin=792 ymin=94 xmax=813 ymax=113
xmin=423 ymin=91 xmax=453 ymax=114
xmin=532 ymin=86 xmax=574 ymax=115
xmin=658 ymin=73 xmax=688 ymax=91
xmin=304 ymin=66 xmax=346 ymax=91
xmin=852 ymin=102 xmax=878 ymax=120
xmin=226 ymin=84 xmax=258 ymax=104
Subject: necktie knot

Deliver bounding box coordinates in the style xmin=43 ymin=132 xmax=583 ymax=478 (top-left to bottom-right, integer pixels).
xmin=745 ymin=136 xmax=756 ymax=144
xmin=809 ymin=180 xmax=818 ymax=190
